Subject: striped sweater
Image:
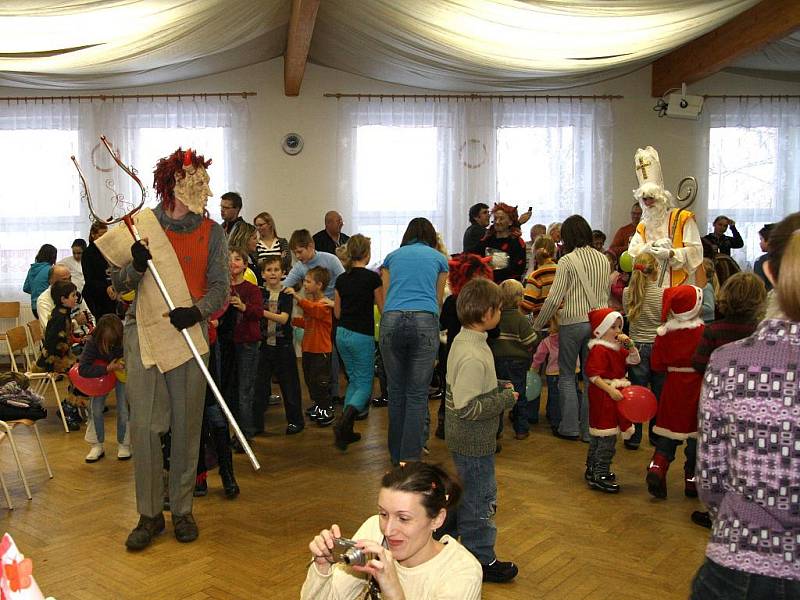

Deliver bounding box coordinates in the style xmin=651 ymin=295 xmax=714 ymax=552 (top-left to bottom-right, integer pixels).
xmin=488 ymin=307 xmax=537 ymax=360
xmin=533 ymin=246 xmax=610 ymax=330
xmin=521 ymin=263 xmax=557 ymax=317
xmin=622 ymin=283 xmax=664 ymax=344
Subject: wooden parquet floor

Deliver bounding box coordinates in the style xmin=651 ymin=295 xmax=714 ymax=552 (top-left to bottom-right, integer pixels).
xmin=0 ymin=382 xmax=708 ymax=599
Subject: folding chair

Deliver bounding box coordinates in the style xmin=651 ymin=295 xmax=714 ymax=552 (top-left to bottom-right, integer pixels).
xmin=0 ymin=418 xmax=53 ymax=509
xmin=0 ymin=302 xmax=20 ymax=359
xmin=4 ymin=326 xmax=69 ymax=433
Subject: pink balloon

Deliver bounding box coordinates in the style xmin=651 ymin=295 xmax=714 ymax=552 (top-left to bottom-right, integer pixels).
xmin=617 ymin=385 xmax=657 ymax=423
xmin=68 ymin=362 xmax=117 ymax=397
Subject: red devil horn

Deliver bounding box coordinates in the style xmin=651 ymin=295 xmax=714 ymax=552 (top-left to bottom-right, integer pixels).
xmin=183 ymin=148 xmax=193 ymax=167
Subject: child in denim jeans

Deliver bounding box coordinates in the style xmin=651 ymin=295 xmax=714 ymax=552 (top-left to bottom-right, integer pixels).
xmin=488 ymin=280 xmax=536 ymax=440
xmin=444 ymin=278 xmax=518 ymax=583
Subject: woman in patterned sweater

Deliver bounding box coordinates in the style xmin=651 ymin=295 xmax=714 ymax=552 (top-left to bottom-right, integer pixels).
xmin=691 ymin=212 xmax=800 ymax=599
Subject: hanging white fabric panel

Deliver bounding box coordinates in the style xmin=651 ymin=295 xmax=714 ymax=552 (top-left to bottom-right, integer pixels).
xmin=0 ymin=0 xmax=761 ymax=91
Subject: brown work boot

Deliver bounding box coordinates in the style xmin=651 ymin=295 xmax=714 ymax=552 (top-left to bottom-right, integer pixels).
xmin=172 ymin=513 xmax=199 ymax=543
xmin=125 ymin=513 xmax=165 ymax=551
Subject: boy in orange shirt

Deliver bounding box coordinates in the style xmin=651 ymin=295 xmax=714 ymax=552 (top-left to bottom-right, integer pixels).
xmin=286 ymin=266 xmax=335 ymax=426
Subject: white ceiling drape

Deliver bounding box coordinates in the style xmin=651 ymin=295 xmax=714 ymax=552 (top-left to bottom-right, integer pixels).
xmin=0 ymin=0 xmax=768 ymax=91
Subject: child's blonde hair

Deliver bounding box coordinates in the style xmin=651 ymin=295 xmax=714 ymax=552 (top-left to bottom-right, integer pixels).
xmin=703 ymin=258 xmax=720 ymax=296
xmin=718 ymin=272 xmax=767 ymax=320
xmin=499 ymin=279 xmax=523 ymax=309
xmin=533 ymin=235 xmax=556 ymax=266
xmin=625 ymin=253 xmax=658 ymax=324
xmin=338 ymin=234 xmax=371 ymax=271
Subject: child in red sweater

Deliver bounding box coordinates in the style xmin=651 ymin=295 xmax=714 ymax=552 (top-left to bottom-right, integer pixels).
xmin=229 ymin=248 xmax=264 ymax=443
xmin=287 ymin=266 xmax=335 ymax=426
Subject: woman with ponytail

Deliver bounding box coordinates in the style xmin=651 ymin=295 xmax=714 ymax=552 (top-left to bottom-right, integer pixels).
xmin=302 ymin=462 xmax=481 ymax=600
xmin=621 ymin=253 xmax=664 ymax=449
xmin=691 ymin=212 xmax=800 ymax=599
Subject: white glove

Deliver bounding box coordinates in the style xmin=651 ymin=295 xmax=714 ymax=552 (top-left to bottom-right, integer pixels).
xmin=652 ymin=238 xmax=672 ymax=250
xmin=650 ymin=245 xmax=672 ymax=261
xmin=489 ymin=251 xmax=509 ymax=270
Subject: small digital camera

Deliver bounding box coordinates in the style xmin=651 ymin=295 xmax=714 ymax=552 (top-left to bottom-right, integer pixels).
xmin=331 ymin=537 xmax=376 ymax=567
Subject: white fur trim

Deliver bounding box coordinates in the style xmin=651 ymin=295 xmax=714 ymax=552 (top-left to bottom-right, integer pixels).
xmin=652 ymin=426 xmax=695 ymax=441
xmin=621 ymin=425 xmax=635 ymax=441
xmin=589 ymin=426 xmax=619 ymax=437
xmin=588 ymin=339 xmax=620 ymax=350
xmin=593 ymin=311 xmax=622 ymax=339
xmin=656 ymin=317 xmax=704 ymax=336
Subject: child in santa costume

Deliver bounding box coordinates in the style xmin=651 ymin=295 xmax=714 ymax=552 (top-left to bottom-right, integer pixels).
xmin=584 ymin=308 xmax=640 ymax=493
xmin=646 ymin=285 xmax=705 ymax=499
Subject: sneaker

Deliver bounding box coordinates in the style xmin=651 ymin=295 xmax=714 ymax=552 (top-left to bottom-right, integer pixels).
xmin=125 ymin=513 xmax=165 ymax=551
xmin=306 ymin=405 xmax=321 ymax=420
xmin=371 ymin=396 xmax=388 ymax=407
xmin=268 ymin=394 xmax=281 ymax=406
xmin=85 ymin=444 xmax=105 ymax=463
xmin=172 ymin=513 xmax=199 ymax=543
xmin=482 ymin=559 xmax=518 ymax=583
xmin=285 ymin=423 xmax=304 ymax=435
xmin=589 ymin=473 xmax=620 ymax=493
xmin=117 ymin=444 xmax=132 ymax=460
xmin=317 ymin=408 xmax=335 ymax=427
xmin=67 ymin=420 xmax=81 ymax=432
xmin=193 ymin=478 xmax=208 ymax=497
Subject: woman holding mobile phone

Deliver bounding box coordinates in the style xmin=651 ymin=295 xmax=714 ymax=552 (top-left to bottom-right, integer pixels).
xmin=301 ymin=462 xmax=481 ymax=600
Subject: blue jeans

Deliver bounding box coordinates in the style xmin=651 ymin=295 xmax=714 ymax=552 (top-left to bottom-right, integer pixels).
xmin=495 ymin=358 xmax=529 ymax=435
xmin=557 ymin=322 xmax=590 ymax=438
xmin=336 ymin=327 xmax=375 ymax=413
xmin=627 ymin=342 xmax=665 ymax=444
xmin=89 ymin=380 xmax=128 ymax=444
xmin=691 ymin=558 xmax=800 ymax=600
xmin=451 ymin=452 xmax=497 ymax=565
xmin=379 ymin=311 xmax=439 ymax=464
xmin=235 ymin=341 xmax=260 ymax=439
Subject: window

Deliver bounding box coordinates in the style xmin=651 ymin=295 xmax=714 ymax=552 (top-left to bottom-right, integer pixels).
xmin=0 ymin=129 xmax=84 ymax=301
xmin=353 ymin=125 xmax=440 ymax=261
xmin=707 ymin=126 xmax=779 ymax=267
xmin=496 ymin=126 xmax=578 ymax=226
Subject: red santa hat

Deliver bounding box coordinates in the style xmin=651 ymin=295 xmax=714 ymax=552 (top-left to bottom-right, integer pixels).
xmin=661 ymin=285 xmax=703 ymax=323
xmin=589 ymin=308 xmax=622 ymax=339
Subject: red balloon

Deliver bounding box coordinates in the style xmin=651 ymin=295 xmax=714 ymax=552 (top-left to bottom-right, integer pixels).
xmin=617 ymin=385 xmax=658 ymax=423
xmin=68 ymin=362 xmax=117 ymax=397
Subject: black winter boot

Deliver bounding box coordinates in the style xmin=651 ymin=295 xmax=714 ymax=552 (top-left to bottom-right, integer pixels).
xmin=213 ymin=427 xmax=240 ymax=498
xmin=334 ymin=405 xmax=362 ymax=451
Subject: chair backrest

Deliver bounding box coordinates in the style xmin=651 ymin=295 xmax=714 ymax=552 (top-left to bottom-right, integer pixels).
xmin=25 ymin=320 xmax=43 ymax=360
xmin=4 ymin=326 xmax=32 ymax=373
xmin=0 ymin=301 xmax=21 ymax=342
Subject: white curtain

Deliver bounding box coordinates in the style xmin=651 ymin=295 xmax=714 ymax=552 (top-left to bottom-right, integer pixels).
xmin=0 ymin=97 xmax=250 ymax=302
xmin=698 ymin=97 xmax=800 ymax=268
xmin=336 ymin=97 xmax=613 ymax=262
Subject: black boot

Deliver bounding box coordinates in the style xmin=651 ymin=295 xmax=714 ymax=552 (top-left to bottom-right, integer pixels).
xmin=213 ymin=427 xmax=240 ymax=498
xmin=334 ymin=406 xmax=362 ymax=451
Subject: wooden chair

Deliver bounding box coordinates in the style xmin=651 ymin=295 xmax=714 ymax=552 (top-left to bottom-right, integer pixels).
xmin=0 ymin=419 xmax=53 ymax=509
xmin=25 ymin=320 xmax=44 ymax=362
xmin=0 ymin=302 xmax=20 ymax=356
xmin=4 ymin=326 xmax=69 ymax=433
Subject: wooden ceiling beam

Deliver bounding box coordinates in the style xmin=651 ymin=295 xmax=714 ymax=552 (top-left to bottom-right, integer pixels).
xmin=651 ymin=0 xmax=800 ymax=97
xmin=284 ymin=0 xmax=320 ymax=97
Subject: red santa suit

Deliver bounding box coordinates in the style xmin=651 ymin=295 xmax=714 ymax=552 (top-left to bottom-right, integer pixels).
xmin=585 ymin=308 xmax=640 ymax=439
xmin=650 ymin=285 xmax=705 ymax=440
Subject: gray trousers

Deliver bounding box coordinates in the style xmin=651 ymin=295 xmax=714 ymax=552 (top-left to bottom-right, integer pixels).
xmin=124 ymin=322 xmax=208 ymax=518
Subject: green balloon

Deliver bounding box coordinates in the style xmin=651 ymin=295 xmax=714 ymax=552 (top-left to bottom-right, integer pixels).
xmin=619 ymin=251 xmax=634 ymax=273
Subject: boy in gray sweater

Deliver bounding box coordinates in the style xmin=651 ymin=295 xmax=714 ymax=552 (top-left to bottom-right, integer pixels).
xmin=444 ymin=278 xmax=519 ymax=584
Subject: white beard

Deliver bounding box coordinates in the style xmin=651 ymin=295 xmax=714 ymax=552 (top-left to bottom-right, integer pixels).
xmin=640 ymin=201 xmax=669 ymax=240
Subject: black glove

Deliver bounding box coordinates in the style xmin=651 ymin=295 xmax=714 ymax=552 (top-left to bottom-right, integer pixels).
xmin=168 ymin=306 xmax=203 ymax=331
xmin=131 ymin=241 xmax=152 ymax=273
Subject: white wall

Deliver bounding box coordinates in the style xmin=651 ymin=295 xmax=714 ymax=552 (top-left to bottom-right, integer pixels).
xmin=3 ymin=58 xmax=799 ymax=242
